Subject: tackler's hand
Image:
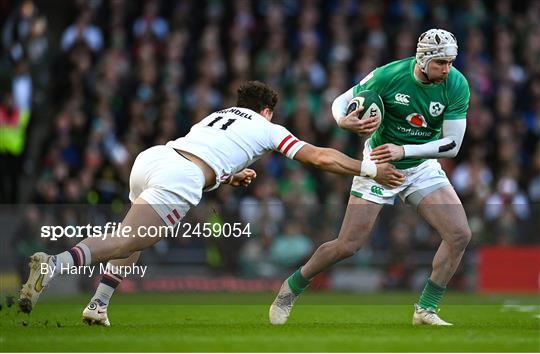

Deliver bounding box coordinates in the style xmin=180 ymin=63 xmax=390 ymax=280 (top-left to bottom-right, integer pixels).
xmin=229 ymin=169 xmax=257 ymax=187
xmin=374 ymin=163 xmax=406 ymax=188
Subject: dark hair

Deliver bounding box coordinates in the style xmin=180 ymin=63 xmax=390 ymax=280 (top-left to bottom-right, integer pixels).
xmin=236 ymin=81 xmax=278 ymax=113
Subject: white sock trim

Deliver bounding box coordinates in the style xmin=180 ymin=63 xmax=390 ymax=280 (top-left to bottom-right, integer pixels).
xmin=78 ymin=243 xmax=92 ymax=265
xmin=54 ymin=251 xmax=73 ymax=274
xmin=93 ymin=282 xmax=116 ymax=306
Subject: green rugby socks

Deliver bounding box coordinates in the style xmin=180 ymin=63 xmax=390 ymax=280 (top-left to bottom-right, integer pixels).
xmin=418 ymin=278 xmax=446 ymax=311
xmin=287 ymin=268 xmax=312 ymax=295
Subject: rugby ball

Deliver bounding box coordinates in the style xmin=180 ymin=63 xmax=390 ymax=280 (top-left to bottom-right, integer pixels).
xmin=346 ymin=90 xmax=384 ymax=121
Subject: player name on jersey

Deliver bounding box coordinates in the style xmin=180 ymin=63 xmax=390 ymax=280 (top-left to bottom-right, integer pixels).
xmin=215 ymin=108 xmax=253 ymax=120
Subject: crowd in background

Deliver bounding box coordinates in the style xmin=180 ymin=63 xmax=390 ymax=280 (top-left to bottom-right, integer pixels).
xmin=2 ymin=0 xmax=539 ymax=286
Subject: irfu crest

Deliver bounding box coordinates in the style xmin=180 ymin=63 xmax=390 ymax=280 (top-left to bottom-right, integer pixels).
xmin=429 ymin=101 xmax=445 ymax=117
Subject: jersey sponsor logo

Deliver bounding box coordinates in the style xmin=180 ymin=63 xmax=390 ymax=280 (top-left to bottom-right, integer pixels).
xmin=370 ymin=185 xmax=384 ymax=196
xmin=429 ymin=101 xmax=445 ymax=117
xmin=394 ymin=93 xmax=410 ymax=105
xmin=405 ymin=113 xmax=428 ymax=128
xmin=397 ymin=126 xmax=433 ymax=137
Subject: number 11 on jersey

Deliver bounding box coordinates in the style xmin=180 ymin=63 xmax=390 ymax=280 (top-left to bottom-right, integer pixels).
xmin=206 ymin=116 xmax=237 ymax=130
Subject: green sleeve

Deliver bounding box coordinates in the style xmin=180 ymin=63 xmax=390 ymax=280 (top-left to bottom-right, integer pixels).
xmin=352 ymin=68 xmax=387 ymax=96
xmin=444 ymin=72 xmax=470 ymax=120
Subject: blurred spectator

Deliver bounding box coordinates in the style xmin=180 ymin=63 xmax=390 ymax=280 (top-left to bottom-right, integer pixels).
xmin=270 ymin=222 xmax=313 ymax=267
xmin=239 ymin=177 xmax=284 ymax=237
xmin=2 ymin=1 xmax=44 ymax=62
xmin=485 ymin=176 xmax=531 ymax=244
xmin=0 ymin=66 xmax=32 ymax=203
xmin=451 ymin=144 xmax=492 ymax=202
xmin=61 ymin=7 xmax=104 ymax=52
xmin=132 ymin=0 xmax=169 ymax=41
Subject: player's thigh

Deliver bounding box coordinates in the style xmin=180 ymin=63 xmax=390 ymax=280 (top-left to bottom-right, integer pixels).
xmin=120 ymin=197 xmax=168 ymax=251
xmin=127 ymin=144 xmax=204 ymax=245
xmin=109 ymin=251 xmax=141 ymax=266
xmin=337 ymin=194 xmax=383 ymax=245
xmin=417 ymin=186 xmax=470 ymax=245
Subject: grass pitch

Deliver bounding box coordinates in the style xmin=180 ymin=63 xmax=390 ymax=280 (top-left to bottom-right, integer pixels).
xmin=0 ymin=292 xmax=538 ymax=352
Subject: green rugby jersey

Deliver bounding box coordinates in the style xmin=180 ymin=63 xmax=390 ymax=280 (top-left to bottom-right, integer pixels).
xmin=353 ymin=57 xmax=470 ymax=169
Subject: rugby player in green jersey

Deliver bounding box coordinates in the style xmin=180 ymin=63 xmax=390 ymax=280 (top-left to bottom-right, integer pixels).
xmin=271 ymin=29 xmax=471 ymax=326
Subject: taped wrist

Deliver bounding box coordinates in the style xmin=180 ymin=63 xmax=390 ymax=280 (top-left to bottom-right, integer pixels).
xmin=360 ymin=160 xmax=377 ymax=178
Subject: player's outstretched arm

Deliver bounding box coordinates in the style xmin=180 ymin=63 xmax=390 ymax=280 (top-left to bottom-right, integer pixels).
xmin=293 ymin=144 xmax=405 ymax=188
xmin=370 ymin=119 xmax=466 ymax=163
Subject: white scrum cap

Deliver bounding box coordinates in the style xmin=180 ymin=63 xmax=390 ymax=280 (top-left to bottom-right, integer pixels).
xmin=416 ymin=29 xmax=458 ymax=75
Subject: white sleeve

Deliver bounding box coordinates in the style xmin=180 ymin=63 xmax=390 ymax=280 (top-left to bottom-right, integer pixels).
xmin=269 ymin=124 xmax=307 ymax=159
xmin=331 ymin=87 xmax=354 ymax=124
xmin=402 ymin=119 xmax=466 ymax=159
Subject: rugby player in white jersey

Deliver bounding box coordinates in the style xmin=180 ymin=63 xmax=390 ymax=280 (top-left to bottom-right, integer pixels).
xmin=19 ymin=81 xmax=405 ymax=325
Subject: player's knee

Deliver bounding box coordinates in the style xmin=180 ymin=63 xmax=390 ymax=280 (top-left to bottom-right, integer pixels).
xmin=335 ymin=226 xmax=370 ymax=259
xmin=114 ymin=240 xmax=135 ymax=259
xmin=449 ymin=226 xmax=472 ymax=251
xmin=336 ymin=240 xmax=362 ymax=259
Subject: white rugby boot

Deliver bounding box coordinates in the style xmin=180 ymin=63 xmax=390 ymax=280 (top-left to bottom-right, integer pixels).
xmin=269 ymin=280 xmax=298 ymax=325
xmin=82 ymin=299 xmax=111 ymax=326
xmin=18 ymin=252 xmax=56 ymax=313
xmin=412 ymin=303 xmax=453 ymax=326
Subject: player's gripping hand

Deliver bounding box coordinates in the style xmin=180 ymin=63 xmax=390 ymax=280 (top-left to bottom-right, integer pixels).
xmin=338 ymin=108 xmax=380 ymax=137
xmin=370 ymin=143 xmax=405 ymax=163
xmin=374 ymin=163 xmax=405 ymax=188
xmin=229 ymin=169 xmax=257 ymax=187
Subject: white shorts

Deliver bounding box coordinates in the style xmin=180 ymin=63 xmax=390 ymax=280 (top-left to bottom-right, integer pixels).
xmin=351 ymin=140 xmax=450 ymax=205
xmin=129 ymin=145 xmax=205 ymax=226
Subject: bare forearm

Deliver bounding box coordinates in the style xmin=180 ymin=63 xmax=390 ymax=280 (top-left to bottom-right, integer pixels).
xmin=316 ymin=148 xmax=378 ymax=177
xmin=294 ymin=144 xmax=376 ymax=177
xmin=317 ymin=148 xmax=360 ymax=175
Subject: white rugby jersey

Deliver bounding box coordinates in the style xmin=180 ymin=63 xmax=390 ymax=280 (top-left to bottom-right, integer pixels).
xmin=166 ymin=107 xmax=307 ymax=191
